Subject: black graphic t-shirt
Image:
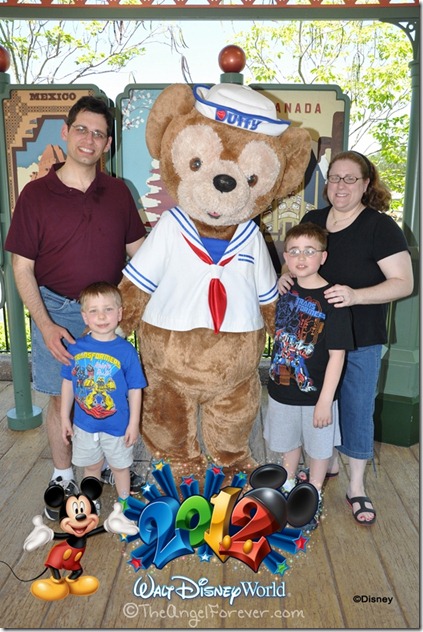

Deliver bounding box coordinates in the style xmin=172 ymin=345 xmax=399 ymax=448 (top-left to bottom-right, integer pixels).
xmin=268 ymin=281 xmax=354 ymax=406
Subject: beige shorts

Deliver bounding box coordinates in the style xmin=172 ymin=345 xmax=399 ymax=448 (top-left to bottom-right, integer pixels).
xmin=72 ymin=426 xmax=133 ymax=470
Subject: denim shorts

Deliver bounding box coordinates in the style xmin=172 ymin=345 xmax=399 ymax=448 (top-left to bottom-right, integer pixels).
xmin=71 ymin=426 xmax=133 ymax=470
xmin=337 ymin=345 xmax=382 ymax=460
xmin=31 ymin=287 xmax=85 ymax=396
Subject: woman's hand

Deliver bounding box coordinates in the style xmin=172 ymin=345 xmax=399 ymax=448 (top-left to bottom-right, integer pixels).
xmin=324 ymin=284 xmax=357 ymax=307
xmin=325 ymin=251 xmax=413 ymax=308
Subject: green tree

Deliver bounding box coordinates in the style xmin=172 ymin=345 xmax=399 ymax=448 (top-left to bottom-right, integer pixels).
xmin=233 ymin=20 xmax=412 ymax=216
xmin=0 ymin=19 xmax=186 ymax=85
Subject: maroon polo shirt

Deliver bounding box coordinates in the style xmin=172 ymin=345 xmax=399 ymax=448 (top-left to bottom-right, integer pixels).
xmin=5 ymin=164 xmax=146 ymax=299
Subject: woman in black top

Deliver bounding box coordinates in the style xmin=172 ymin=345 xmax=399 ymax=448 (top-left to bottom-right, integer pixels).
xmin=279 ymin=151 xmax=413 ymax=525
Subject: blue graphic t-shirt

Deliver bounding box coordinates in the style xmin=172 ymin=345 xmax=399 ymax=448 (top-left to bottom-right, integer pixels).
xmin=61 ymin=334 xmax=147 ymax=436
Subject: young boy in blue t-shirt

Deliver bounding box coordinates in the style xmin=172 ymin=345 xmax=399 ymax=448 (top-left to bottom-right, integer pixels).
xmin=61 ymin=282 xmax=147 ymax=504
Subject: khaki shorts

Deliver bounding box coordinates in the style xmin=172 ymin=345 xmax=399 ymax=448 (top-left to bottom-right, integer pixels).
xmin=72 ymin=426 xmax=133 ymax=470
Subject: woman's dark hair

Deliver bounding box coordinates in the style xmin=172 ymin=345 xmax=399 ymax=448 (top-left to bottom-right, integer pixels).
xmin=66 ymin=96 xmax=114 ymax=138
xmin=323 ymin=150 xmax=391 ymax=212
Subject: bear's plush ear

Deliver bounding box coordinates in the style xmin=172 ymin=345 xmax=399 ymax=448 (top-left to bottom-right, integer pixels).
xmin=146 ymin=84 xmax=196 ymax=160
xmin=275 ymin=127 xmax=312 ymax=200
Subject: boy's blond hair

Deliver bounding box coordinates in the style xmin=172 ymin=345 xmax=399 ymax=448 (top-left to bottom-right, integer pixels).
xmin=284 ymin=222 xmax=328 ymax=252
xmin=79 ymin=281 xmax=122 ymax=311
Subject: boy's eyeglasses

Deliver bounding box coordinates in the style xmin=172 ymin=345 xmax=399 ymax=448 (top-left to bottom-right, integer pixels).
xmin=286 ymin=248 xmax=324 ymax=258
xmin=71 ymin=125 xmax=107 ymax=141
xmin=327 ymin=175 xmax=363 ymax=184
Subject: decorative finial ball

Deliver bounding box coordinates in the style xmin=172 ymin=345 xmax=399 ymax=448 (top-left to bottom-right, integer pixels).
xmin=0 ymin=45 xmax=11 ymax=73
xmin=218 ymin=45 xmax=246 ymax=74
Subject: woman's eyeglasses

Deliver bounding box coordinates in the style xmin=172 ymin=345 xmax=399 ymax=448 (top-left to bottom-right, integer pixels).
xmin=327 ymin=175 xmax=363 ymax=184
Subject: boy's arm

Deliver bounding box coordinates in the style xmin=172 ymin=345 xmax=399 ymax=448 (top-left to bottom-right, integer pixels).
xmin=60 ymin=378 xmax=75 ymax=444
xmin=125 ymin=388 xmax=142 ymax=447
xmin=313 ymin=349 xmax=345 ymax=428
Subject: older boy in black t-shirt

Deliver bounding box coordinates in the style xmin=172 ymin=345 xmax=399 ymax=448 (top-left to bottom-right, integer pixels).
xmin=264 ymin=223 xmax=354 ymax=529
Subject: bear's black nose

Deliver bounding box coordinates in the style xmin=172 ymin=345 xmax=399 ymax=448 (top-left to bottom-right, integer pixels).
xmin=213 ymin=174 xmax=237 ymax=193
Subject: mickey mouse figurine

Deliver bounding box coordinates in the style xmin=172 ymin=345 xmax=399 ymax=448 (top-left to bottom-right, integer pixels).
xmin=23 ymin=477 xmax=139 ymax=601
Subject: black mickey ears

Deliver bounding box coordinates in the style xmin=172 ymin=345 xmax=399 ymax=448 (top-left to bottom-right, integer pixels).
xmin=44 ymin=476 xmax=103 ymax=510
xmin=285 ymin=483 xmax=319 ymax=528
xmin=246 ymin=464 xmax=319 ymax=530
xmin=249 ymin=463 xmax=287 ymax=490
xmin=80 ymin=476 xmax=103 ymax=501
xmin=44 ymin=485 xmax=66 ymax=509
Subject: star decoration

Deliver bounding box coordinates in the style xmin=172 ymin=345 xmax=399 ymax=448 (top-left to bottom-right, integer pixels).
xmin=294 ymin=534 xmax=308 ymax=552
xmin=183 ymin=476 xmax=194 ymax=486
xmin=129 ymin=556 xmax=143 ymax=571
xmin=119 ymin=497 xmax=130 ymax=512
xmin=276 ymin=560 xmax=290 ymax=576
xmin=142 ymin=483 xmax=152 ymax=494
xmin=120 ymin=533 xmax=129 ymax=542
xmin=198 ymin=551 xmax=212 ymax=562
xmin=211 ymin=464 xmax=224 ymax=475
xmin=153 ymin=459 xmax=166 ymax=471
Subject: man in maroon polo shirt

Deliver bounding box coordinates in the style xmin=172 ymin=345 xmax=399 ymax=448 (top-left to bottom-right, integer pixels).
xmin=5 ymin=96 xmax=146 ymax=519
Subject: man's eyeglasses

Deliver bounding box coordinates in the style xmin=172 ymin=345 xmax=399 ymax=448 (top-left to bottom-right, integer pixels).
xmin=327 ymin=175 xmax=363 ymax=184
xmin=71 ymin=125 xmax=108 ymax=141
xmin=286 ymin=248 xmax=324 ymax=258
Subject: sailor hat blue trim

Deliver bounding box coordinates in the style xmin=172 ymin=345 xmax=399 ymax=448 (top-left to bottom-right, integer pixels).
xmin=193 ymin=83 xmax=290 ymax=137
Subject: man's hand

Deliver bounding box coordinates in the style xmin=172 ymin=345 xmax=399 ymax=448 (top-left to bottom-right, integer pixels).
xmin=42 ymin=322 xmax=75 ymax=365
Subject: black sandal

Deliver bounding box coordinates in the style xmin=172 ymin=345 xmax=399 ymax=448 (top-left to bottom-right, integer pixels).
xmin=296 ymin=466 xmax=339 ymax=484
xmin=295 ymin=467 xmax=310 ymax=484
xmin=346 ymin=494 xmax=376 ymax=526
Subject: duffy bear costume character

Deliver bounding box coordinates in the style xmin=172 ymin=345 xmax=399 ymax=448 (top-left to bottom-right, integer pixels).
xmin=119 ymin=82 xmax=311 ymax=478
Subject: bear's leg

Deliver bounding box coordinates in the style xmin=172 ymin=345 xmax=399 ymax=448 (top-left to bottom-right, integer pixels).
xmin=201 ymin=373 xmax=261 ymax=480
xmin=141 ymin=377 xmax=207 ymax=478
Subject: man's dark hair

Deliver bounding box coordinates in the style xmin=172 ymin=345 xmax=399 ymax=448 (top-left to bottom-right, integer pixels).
xmin=66 ymin=96 xmax=114 ymax=137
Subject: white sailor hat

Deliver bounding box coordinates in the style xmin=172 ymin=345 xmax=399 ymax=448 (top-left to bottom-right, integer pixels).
xmin=193 ymin=83 xmax=290 ymax=137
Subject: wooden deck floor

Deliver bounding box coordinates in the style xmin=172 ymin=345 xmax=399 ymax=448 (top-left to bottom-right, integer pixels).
xmin=0 ymin=380 xmax=419 ymax=629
